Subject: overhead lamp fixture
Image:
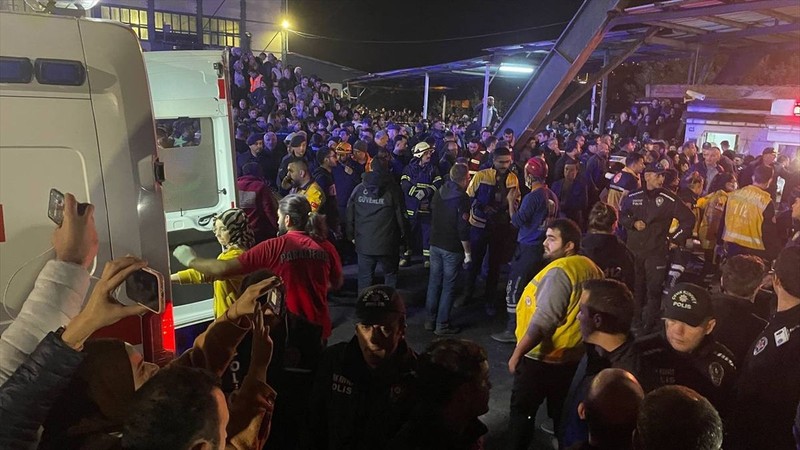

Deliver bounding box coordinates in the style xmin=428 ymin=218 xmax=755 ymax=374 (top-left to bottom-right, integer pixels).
xmin=281 ymin=19 xmax=291 ymax=30
xmin=498 ymin=63 xmax=534 ymax=74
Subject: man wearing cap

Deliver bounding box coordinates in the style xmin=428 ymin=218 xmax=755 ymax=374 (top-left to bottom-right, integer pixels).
xmin=400 ymin=142 xmax=443 ymax=268
xmin=351 ymin=139 xmax=372 ymax=174
xmin=731 ymin=246 xmax=800 ymax=450
xmin=236 ymin=133 xmax=264 ymax=177
xmin=309 ymin=285 xmax=417 ymax=450
xmin=722 ymin=164 xmax=779 ymax=261
xmin=620 ymin=165 xmax=695 ymax=334
xmin=276 ymin=132 xmax=313 ymax=192
xmin=332 ymin=142 xmax=363 ymax=224
xmin=635 ymin=282 xmax=736 ymax=419
xmin=492 ymin=157 xmax=559 ymax=343
xmin=738 ymin=147 xmax=778 ymax=199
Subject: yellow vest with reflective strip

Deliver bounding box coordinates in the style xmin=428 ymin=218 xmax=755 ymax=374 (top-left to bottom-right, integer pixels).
xmin=515 ymin=255 xmax=603 ymax=363
xmin=722 ymin=185 xmax=771 ymax=250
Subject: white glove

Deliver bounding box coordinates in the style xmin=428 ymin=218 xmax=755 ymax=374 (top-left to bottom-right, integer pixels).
xmin=173 ymin=245 xmax=198 ymax=267
xmin=414 ymin=190 xmax=426 ymax=200
xmin=464 ymin=252 xmax=472 ymax=264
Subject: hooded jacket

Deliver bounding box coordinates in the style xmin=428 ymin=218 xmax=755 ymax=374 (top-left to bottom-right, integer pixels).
xmin=237 ymin=174 xmax=279 ymax=243
xmin=580 ymin=232 xmax=636 ymax=290
xmin=430 ymin=180 xmax=471 ymax=253
xmin=346 ymin=170 xmax=410 ymax=256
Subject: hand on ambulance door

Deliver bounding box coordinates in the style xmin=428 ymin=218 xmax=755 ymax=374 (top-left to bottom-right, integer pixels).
xmin=60 ymin=256 xmax=150 ymax=351
xmin=52 ymin=193 xmax=98 ymax=270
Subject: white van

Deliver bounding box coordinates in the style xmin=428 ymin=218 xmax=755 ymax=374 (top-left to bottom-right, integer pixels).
xmin=0 ymin=11 xmax=175 ymax=363
xmin=143 ymin=50 xmax=239 ymax=347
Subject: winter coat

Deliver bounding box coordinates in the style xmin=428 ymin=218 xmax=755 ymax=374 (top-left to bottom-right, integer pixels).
xmin=346 ymin=170 xmax=410 ymax=256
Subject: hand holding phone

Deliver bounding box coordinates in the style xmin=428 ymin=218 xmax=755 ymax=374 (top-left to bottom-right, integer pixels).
xmin=49 ymin=189 xmax=98 ymax=270
xmin=122 ymin=266 xmax=165 ymax=314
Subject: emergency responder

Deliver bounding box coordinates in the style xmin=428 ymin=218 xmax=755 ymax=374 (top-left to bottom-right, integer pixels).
xmin=308 ymin=285 xmax=417 ymax=450
xmin=620 ymin=166 xmax=695 ymax=334
xmin=400 ymin=141 xmax=443 ymax=268
xmin=606 ymin=152 xmax=645 ymax=211
xmin=491 ymin=157 xmax=559 ymax=343
xmin=463 ymin=147 xmax=519 ymax=316
xmin=282 ymin=159 xmax=325 ymax=213
xmin=506 ymin=219 xmax=603 ymax=450
xmin=465 ymin=137 xmax=486 ymax=177
xmin=635 ymin=283 xmax=737 ymax=421
xmin=721 ymin=164 xmax=779 ymax=261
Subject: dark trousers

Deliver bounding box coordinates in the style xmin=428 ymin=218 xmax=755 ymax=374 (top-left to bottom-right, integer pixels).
xmin=503 ymin=243 xmax=545 ymax=331
xmin=468 ymin=222 xmax=514 ymax=306
xmin=508 ymin=357 xmax=579 ymax=450
xmin=409 ymin=215 xmax=432 ymax=260
xmin=357 ymin=253 xmax=400 ymax=294
xmin=634 ymin=252 xmax=667 ymax=333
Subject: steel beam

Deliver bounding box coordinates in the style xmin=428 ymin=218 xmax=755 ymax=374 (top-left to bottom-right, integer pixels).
xmin=645 ymin=34 xmax=699 ymax=51
xmin=494 ymin=0 xmax=629 ymax=144
xmin=610 ymin=0 xmax=799 ymax=27
xmin=649 ymin=20 xmax=709 ymax=34
xmin=694 ymin=22 xmax=800 ymax=42
xmin=761 ymin=8 xmax=797 ymax=23
xmin=700 ymin=15 xmax=749 ymax=29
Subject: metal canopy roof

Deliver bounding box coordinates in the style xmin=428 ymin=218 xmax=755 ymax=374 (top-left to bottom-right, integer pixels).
xmin=346 ymin=0 xmax=800 ymax=87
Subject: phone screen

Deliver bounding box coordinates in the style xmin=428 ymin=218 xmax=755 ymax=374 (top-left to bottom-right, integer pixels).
xmin=125 ymin=268 xmax=163 ymax=313
xmin=259 ymin=287 xmax=284 ymax=317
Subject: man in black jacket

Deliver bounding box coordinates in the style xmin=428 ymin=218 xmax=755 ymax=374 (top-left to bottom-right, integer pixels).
xmin=620 ymin=166 xmax=695 ymax=334
xmin=425 ymin=163 xmax=471 ymax=336
xmin=346 ymin=160 xmax=410 ymax=293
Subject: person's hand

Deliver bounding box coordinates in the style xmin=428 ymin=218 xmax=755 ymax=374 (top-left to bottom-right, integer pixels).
xmin=634 ymin=220 xmax=646 ymax=231
xmin=173 ymin=245 xmax=198 ymax=267
xmin=248 ymin=303 xmax=274 ymax=382
xmin=508 ymin=353 xmax=521 ymax=374
xmin=228 ymin=276 xmax=283 ymax=321
xmin=61 ymin=257 xmax=150 ymax=350
xmin=507 ymin=187 xmax=520 ymax=205
xmin=463 ymin=252 xmax=472 ymax=265
xmin=669 ymin=242 xmax=679 ymax=250
xmin=52 ymin=193 xmax=98 ymax=270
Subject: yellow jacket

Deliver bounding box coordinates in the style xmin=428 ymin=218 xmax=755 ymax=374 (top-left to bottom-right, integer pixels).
xmin=515 ymin=255 xmax=603 ymax=364
xmin=175 ymin=247 xmax=245 ymax=318
xmin=723 ymin=185 xmax=771 ymax=250
xmin=293 ymin=181 xmax=326 ymax=212
xmin=698 ymin=190 xmax=728 ymax=250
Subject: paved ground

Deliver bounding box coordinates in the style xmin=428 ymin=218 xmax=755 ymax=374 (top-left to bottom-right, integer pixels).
xmin=328 ymin=257 xmax=559 ymax=450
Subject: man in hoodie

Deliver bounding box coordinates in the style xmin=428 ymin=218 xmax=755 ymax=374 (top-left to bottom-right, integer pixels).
xmin=347 ymin=159 xmax=410 ymax=293
xmin=425 ymin=163 xmax=471 ymax=336
xmin=400 ymin=142 xmax=443 ymax=268
xmin=313 ymin=146 xmax=340 ymax=238
xmin=581 ymin=202 xmax=635 ymax=291
xmin=237 ymin=162 xmax=279 ymax=243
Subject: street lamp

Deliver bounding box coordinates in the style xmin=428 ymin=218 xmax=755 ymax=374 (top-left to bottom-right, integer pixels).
xmin=281 ymin=19 xmax=290 ymax=30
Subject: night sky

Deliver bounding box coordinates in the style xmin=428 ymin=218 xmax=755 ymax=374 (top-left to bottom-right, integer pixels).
xmin=287 ymin=0 xmax=584 ymax=73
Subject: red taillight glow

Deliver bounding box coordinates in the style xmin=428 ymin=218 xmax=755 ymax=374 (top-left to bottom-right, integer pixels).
xmin=793 ymin=101 xmax=800 ymax=117
xmin=218 ymin=79 xmax=226 ymax=100
xmin=161 ymin=301 xmax=176 ymax=354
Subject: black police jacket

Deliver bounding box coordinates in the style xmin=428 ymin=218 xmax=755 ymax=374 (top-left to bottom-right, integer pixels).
xmin=620 ymin=187 xmax=696 ymax=254
xmin=346 ymin=170 xmax=410 ymax=256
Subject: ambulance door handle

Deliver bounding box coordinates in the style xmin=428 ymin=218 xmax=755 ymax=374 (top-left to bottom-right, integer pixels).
xmin=218 ymin=188 xmax=227 ymax=195
xmin=153 ymin=158 xmax=166 ymax=185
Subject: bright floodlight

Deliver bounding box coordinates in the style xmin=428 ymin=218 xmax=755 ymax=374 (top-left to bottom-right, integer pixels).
xmin=498 ymin=64 xmax=534 ymax=74
xmin=281 ymin=19 xmax=290 ymax=29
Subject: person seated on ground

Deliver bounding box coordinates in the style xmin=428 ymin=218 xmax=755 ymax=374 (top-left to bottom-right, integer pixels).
xmin=33 ymin=277 xmax=281 ymax=449
xmin=308 ymin=285 xmax=417 ymax=450
xmin=171 ymin=208 xmax=255 ymax=318
xmin=387 ymin=338 xmax=491 ymax=450
xmin=569 ymin=368 xmax=644 ymax=450
xmin=0 ymin=193 xmax=96 ymax=386
xmin=633 ymin=385 xmax=723 ymax=450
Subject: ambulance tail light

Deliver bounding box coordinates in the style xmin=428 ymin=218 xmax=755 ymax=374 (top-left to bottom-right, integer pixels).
xmin=793 ymin=101 xmax=800 ymax=117
xmin=160 ymin=301 xmax=176 ymax=354
xmin=218 ymin=79 xmax=226 ymax=100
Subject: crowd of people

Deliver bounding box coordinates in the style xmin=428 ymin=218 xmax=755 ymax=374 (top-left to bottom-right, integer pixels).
xmin=1 ymin=45 xmax=800 ymax=450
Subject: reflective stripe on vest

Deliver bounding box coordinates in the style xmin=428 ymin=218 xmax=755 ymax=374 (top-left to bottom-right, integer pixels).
xmin=722 ymin=185 xmax=770 ymax=250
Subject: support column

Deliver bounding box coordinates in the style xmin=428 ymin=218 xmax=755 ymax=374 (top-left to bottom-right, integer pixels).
xmin=281 ymin=0 xmax=288 ymax=61
xmin=442 ymin=93 xmax=447 ymax=120
xmin=240 ymin=0 xmax=246 ymax=41
xmin=481 ymin=63 xmax=490 ymax=128
xmin=590 ymin=82 xmax=597 ymax=131
xmin=196 ymin=0 xmax=203 ymax=48
xmin=146 ymin=0 xmax=155 ymax=48
xmin=599 ymin=50 xmax=610 ymax=135
xmin=423 ymin=72 xmax=430 ymax=119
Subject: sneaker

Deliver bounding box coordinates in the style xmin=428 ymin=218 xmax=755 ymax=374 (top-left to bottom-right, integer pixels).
xmin=484 ymin=303 xmax=497 ymax=317
xmin=490 ymin=330 xmax=516 ymax=343
xmin=399 ymin=257 xmax=410 ymax=267
xmin=423 ymin=260 xmax=430 ymax=269
xmin=434 ymin=324 xmax=461 ymax=336
xmin=423 ymin=320 xmax=435 ymax=331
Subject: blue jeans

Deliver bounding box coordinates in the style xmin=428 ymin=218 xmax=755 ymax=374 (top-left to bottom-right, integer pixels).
xmin=357 ymin=253 xmax=399 ymax=294
xmin=425 ymin=245 xmax=464 ymax=327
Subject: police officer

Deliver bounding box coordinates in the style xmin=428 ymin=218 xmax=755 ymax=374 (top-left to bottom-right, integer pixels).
xmin=635 ymin=283 xmax=737 ymax=420
xmin=400 ymin=141 xmax=443 ymax=267
xmin=491 ymin=157 xmax=559 ymax=343
xmin=620 ymin=165 xmax=695 ymax=334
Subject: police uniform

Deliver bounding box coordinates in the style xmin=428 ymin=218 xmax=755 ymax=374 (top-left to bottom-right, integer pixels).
xmin=620 ymin=185 xmax=695 ymax=332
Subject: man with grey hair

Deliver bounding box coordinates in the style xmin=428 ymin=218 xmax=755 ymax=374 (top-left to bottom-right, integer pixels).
xmin=369 ymin=129 xmax=390 ymax=158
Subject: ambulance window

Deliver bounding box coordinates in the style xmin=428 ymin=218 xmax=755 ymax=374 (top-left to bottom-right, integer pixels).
xmin=0 ymin=57 xmax=33 ymax=83
xmin=157 ymin=118 xmax=220 ymax=212
xmin=34 ymin=59 xmax=86 ymax=86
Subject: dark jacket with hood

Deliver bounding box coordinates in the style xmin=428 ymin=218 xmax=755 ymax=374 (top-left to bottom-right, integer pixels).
xmin=346 ymin=169 xmax=410 ymax=256
xmin=430 ymin=180 xmax=471 ymax=254
xmin=580 ymin=232 xmax=636 ymax=290
xmin=237 ymin=172 xmax=279 ymax=243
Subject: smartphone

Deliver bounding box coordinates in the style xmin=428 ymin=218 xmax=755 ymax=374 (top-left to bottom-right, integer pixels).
xmin=48 ymin=188 xmax=89 ymax=225
xmin=123 ymin=267 xmax=165 ymax=314
xmin=258 ymin=285 xmax=285 ymax=317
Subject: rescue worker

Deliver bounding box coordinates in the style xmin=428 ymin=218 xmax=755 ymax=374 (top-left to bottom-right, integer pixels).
xmin=721 ymin=164 xmax=779 ymax=261
xmin=635 ymin=283 xmax=737 ymax=421
xmin=400 ymin=141 xmax=443 ymax=268
xmin=282 ymin=159 xmax=325 ymax=213
xmin=308 ymin=285 xmax=417 ymax=450
xmin=492 ymin=157 xmax=559 ymax=343
xmin=620 ymin=166 xmax=695 ymax=334
xmin=697 ymin=173 xmax=737 ymax=281
xmin=606 ymin=152 xmax=645 ymax=211
xmin=465 ymin=137 xmax=486 ymax=177
xmin=276 ymin=132 xmax=314 ymax=193
xmin=313 ymin=146 xmax=340 ymax=238
xmin=463 ymin=147 xmax=519 ymax=316
xmin=506 ymin=219 xmax=603 ymax=450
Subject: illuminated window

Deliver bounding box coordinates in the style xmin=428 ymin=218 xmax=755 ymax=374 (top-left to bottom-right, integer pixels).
xmin=100 ymin=5 xmax=148 ymax=40
xmin=154 ymin=11 xmax=195 ymax=35
xmin=203 ymin=17 xmax=240 ymax=48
